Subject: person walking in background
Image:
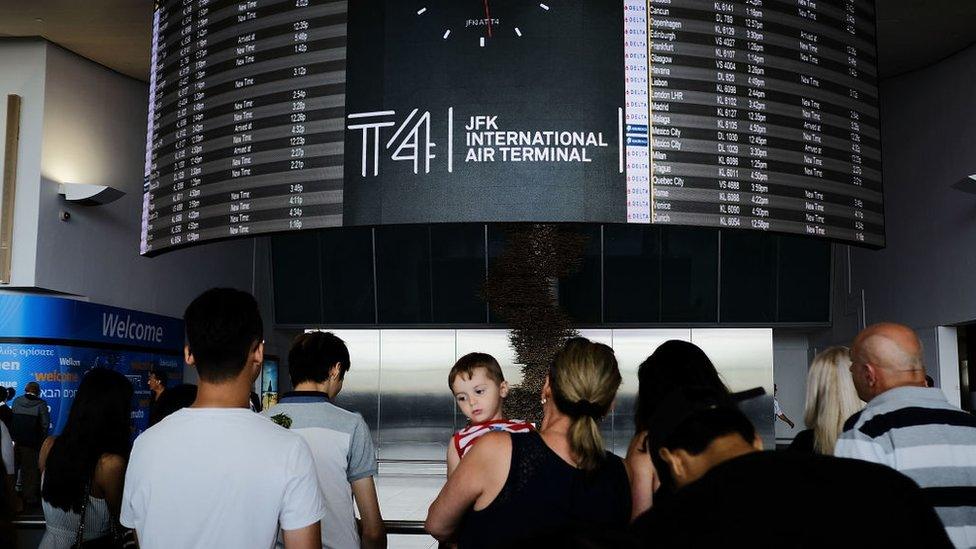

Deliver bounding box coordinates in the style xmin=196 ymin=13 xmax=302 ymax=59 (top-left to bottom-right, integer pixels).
xmin=788 ymin=347 xmax=862 ymax=454
xmin=146 ymin=370 xmax=166 ymax=426
xmin=262 ymin=331 xmax=386 ymax=549
xmin=37 ymin=368 xmax=133 ymax=548
xmin=11 ymin=381 xmax=50 ymax=508
xmin=836 ymin=322 xmax=976 ymax=548
xmin=121 ymin=288 xmax=325 ymax=549
xmin=426 ymin=337 xmax=631 ymax=547
xmin=773 ymin=384 xmax=795 ymax=429
xmin=0 ymin=386 xmax=12 ymax=430
xmin=630 ymin=386 xmax=951 ymax=547
xmin=1 ymin=418 xmax=15 ymax=513
xmin=0 ymin=387 xmax=16 ymax=514
xmin=625 ymin=340 xmax=731 ymax=519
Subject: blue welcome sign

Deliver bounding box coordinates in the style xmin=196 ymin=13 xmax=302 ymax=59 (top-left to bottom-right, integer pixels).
xmin=0 ymin=295 xmax=184 ymax=436
xmin=0 ymin=294 xmax=183 ymax=351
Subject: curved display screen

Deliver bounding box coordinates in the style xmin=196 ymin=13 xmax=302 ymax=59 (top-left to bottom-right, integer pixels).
xmin=141 ymin=0 xmax=882 ymax=255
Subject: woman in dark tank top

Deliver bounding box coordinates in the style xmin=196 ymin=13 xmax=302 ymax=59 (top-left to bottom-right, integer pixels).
xmin=426 ymin=338 xmax=632 ymax=548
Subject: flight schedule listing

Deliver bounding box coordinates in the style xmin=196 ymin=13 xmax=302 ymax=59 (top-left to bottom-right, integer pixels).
xmin=140 ymin=0 xmax=348 ymax=255
xmin=625 ymin=0 xmax=884 ymax=246
xmin=140 ymin=0 xmax=883 ymax=255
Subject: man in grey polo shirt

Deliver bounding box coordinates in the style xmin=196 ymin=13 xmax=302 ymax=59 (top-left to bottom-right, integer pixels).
xmin=264 ymin=332 xmax=386 ymax=549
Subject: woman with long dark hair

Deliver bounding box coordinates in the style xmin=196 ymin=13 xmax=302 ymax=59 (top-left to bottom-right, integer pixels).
xmin=38 ymin=368 xmax=133 ymax=548
xmin=624 ymin=340 xmax=730 ymax=520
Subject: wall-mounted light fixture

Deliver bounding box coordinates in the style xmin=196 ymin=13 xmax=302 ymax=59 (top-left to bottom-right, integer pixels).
xmin=57 ymin=183 xmax=125 ymax=205
xmin=952 ymin=175 xmax=976 ymax=195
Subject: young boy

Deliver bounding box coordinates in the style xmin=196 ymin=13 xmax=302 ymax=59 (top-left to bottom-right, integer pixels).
xmin=447 ymin=353 xmax=533 ymax=476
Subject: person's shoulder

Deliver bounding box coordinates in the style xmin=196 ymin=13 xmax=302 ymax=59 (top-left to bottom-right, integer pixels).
xmin=630 ymin=492 xmax=695 ymax=541
xmin=260 ymin=402 xmax=284 ymax=419
xmin=275 ymin=399 xmax=369 ymax=430
xmin=466 ymin=430 xmax=513 ymax=458
xmin=602 ymin=448 xmax=626 ymax=467
xmin=787 ymin=429 xmax=815 ymax=452
xmin=96 ymin=453 xmax=127 ymax=476
xmin=475 ymin=429 xmax=513 ymax=446
xmin=243 ymin=409 xmax=299 ymax=435
xmin=323 ymin=400 xmax=369 ymax=425
xmin=829 ymin=454 xmax=922 ymax=492
xmin=841 ymin=409 xmax=864 ymax=433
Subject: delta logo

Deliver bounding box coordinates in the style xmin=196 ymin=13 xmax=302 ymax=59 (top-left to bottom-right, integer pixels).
xmin=33 ymin=371 xmax=79 ymax=382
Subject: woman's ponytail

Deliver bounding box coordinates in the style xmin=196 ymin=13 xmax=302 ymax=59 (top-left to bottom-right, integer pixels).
xmin=550 ymin=338 xmax=622 ymax=471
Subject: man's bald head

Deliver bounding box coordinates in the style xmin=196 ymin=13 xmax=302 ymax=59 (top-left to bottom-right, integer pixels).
xmin=850 ymin=323 xmax=926 ymax=401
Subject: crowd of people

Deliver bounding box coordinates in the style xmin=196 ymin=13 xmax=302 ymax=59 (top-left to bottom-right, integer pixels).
xmin=0 ymin=287 xmax=973 ymax=548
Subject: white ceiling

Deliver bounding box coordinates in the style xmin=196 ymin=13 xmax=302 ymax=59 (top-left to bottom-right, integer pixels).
xmin=0 ymin=0 xmax=974 ymax=82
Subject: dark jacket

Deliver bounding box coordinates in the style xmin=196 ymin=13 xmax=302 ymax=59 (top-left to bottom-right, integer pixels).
xmin=0 ymin=402 xmax=11 ymax=430
xmin=10 ymin=394 xmax=50 ymax=448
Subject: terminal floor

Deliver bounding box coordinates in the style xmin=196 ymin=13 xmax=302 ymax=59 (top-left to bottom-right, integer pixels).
xmin=374 ymin=462 xmax=445 ymax=548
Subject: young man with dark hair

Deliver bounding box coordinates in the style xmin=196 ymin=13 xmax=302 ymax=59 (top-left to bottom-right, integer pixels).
xmin=630 ymin=387 xmax=952 ymax=547
xmin=121 ymin=288 xmax=325 ymax=549
xmin=263 ymin=331 xmax=386 ymax=549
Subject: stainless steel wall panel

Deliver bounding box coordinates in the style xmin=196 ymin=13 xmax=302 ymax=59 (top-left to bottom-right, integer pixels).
xmin=326 ymin=329 xmax=381 ymax=445
xmin=378 ymin=330 xmax=457 ymax=460
xmin=309 ymin=328 xmax=776 ymax=461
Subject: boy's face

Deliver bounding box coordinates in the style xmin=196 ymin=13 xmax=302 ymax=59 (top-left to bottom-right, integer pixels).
xmin=452 ymin=367 xmax=508 ymax=424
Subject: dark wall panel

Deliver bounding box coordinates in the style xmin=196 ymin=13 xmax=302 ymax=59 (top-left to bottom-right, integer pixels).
xmin=375 ymin=225 xmax=432 ymax=323
xmin=558 ymin=225 xmax=602 ymax=324
xmin=321 ymin=227 xmax=375 ymax=324
xmin=604 ymin=224 xmax=661 ymax=322
xmin=272 ymin=232 xmax=323 ymax=324
xmin=272 ymin=224 xmax=830 ymax=326
xmin=777 ymin=235 xmax=830 ymax=322
xmin=662 ymin=227 xmax=718 ymax=322
xmin=721 ymin=231 xmax=777 ymax=323
xmin=430 ymin=224 xmax=487 ymax=323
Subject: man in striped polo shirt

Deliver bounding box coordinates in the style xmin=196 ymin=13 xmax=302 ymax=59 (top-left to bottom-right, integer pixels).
xmin=836 ymin=322 xmax=976 ymax=548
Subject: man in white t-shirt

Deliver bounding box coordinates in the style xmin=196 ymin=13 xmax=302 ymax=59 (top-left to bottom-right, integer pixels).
xmin=121 ymin=288 xmax=326 ymax=549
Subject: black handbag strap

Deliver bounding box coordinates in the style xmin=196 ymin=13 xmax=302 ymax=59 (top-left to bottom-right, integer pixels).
xmin=72 ymin=477 xmax=92 ymax=549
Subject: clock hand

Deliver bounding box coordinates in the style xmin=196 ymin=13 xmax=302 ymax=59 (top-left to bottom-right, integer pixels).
xmin=483 ymin=0 xmax=492 ymax=38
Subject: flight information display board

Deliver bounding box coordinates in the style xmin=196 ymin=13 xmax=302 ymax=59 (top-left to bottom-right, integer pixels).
xmin=141 ymin=0 xmax=348 ymax=255
xmin=625 ymin=0 xmax=883 ymax=245
xmin=141 ymin=0 xmax=883 ymax=255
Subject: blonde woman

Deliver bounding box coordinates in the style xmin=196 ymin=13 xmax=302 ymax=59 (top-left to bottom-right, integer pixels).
xmin=788 ymin=346 xmax=863 ymax=454
xmin=426 ymin=337 xmax=631 ymax=547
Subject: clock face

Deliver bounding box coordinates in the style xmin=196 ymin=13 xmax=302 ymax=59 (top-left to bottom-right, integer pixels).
xmin=413 ymin=1 xmax=553 ymax=47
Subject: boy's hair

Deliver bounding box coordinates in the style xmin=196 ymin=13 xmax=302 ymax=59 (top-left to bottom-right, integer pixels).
xmin=448 ymin=352 xmax=504 ymax=391
xmin=184 ymin=288 xmax=264 ymax=383
xmin=289 ymin=331 xmax=350 ymax=385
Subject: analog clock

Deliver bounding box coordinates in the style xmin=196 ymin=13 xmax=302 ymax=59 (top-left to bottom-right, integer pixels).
xmin=413 ymin=1 xmax=553 ymax=47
